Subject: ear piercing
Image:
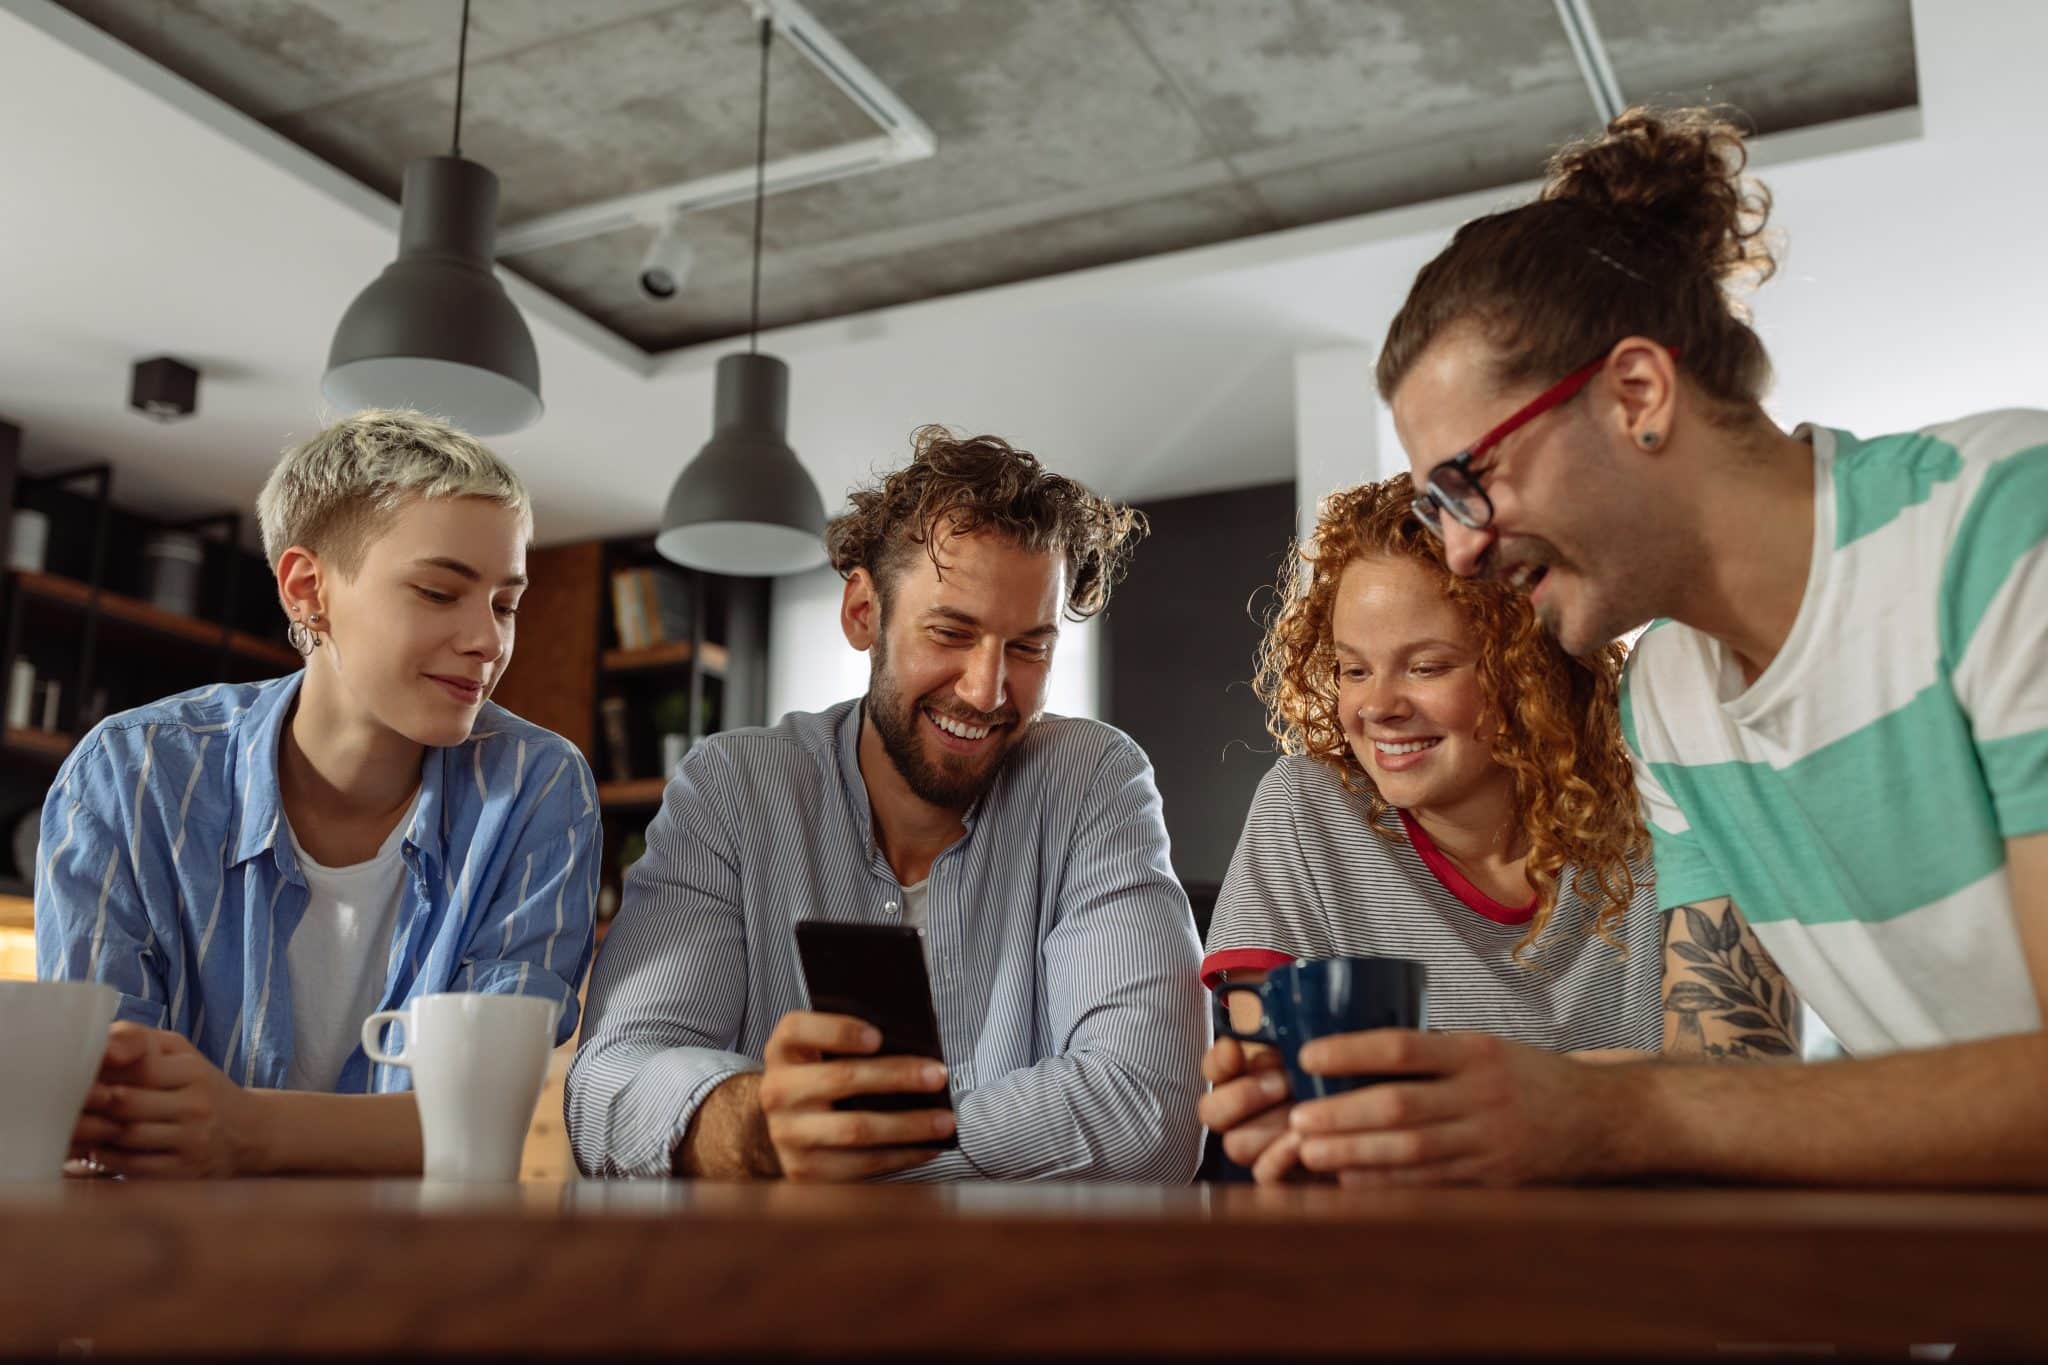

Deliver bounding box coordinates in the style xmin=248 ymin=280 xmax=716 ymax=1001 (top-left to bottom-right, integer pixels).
xmin=287 ymin=612 xmax=325 ymax=655
xmin=1640 ymin=432 xmax=1660 ymax=448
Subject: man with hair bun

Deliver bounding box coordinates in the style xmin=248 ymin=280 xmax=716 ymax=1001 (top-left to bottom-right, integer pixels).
xmin=569 ymin=426 xmax=1206 ymax=1183
xmin=39 ymin=408 xmax=598 ymax=1177
xmin=1275 ymin=106 xmax=2048 ymax=1188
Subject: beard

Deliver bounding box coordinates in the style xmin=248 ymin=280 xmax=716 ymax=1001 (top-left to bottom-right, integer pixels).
xmin=865 ymin=634 xmax=1025 ymax=811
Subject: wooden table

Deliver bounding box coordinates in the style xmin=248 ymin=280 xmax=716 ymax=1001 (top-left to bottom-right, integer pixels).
xmin=5 ymin=1180 xmax=2046 ymax=1358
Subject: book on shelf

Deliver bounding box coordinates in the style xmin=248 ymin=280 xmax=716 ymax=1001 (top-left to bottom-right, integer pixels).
xmin=598 ymin=696 xmax=632 ymax=782
xmin=608 ymin=567 xmax=696 ymax=651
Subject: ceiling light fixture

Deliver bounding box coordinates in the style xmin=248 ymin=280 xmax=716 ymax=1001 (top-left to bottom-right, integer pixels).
xmin=322 ymin=0 xmax=542 ymax=435
xmin=637 ymin=210 xmax=697 ymax=301
xmin=655 ymin=11 xmax=828 ymax=578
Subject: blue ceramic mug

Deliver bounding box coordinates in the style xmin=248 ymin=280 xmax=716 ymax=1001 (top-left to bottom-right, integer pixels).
xmin=1214 ymin=955 xmax=1429 ymax=1099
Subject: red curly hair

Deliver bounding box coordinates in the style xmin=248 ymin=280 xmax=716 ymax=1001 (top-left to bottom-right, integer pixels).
xmin=1254 ymin=477 xmax=1646 ymax=958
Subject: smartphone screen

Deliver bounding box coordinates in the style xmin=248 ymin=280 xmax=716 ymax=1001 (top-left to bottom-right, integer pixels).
xmin=793 ymin=920 xmax=957 ymax=1147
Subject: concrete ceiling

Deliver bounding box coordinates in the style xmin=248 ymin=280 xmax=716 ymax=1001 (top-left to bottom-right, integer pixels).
xmin=55 ymin=0 xmax=1916 ymax=355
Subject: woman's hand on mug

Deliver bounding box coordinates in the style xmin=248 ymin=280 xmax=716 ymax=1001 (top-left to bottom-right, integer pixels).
xmin=1197 ymin=1036 xmax=1296 ymax=1171
xmin=71 ymin=1023 xmax=263 ymax=1178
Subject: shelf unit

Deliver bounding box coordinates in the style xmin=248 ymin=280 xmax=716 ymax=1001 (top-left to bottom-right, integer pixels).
xmin=0 ymin=427 xmax=297 ymax=881
xmin=490 ymin=534 xmax=770 ymax=921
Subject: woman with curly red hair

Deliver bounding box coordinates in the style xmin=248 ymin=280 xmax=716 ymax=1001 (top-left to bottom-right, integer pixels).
xmin=1199 ymin=474 xmax=1690 ymax=1182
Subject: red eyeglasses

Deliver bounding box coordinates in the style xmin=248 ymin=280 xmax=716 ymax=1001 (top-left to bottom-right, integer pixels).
xmin=1410 ymin=356 xmax=1608 ymax=540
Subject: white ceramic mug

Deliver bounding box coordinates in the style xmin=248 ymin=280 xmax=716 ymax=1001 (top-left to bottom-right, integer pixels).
xmin=0 ymin=981 xmax=118 ymax=1181
xmin=361 ymin=993 xmax=560 ymax=1182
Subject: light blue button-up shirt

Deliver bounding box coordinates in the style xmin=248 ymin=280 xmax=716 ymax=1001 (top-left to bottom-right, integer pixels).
xmin=35 ymin=673 xmax=598 ymax=1093
xmin=567 ymin=698 xmax=1208 ymax=1182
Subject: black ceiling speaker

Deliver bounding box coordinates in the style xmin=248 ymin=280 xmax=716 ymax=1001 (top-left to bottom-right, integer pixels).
xmin=655 ymin=14 xmax=828 ymax=577
xmin=321 ymin=0 xmax=541 ymax=435
xmin=130 ymin=356 xmax=199 ymax=421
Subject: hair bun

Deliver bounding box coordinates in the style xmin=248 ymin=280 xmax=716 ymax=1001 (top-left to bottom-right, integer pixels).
xmin=1542 ymin=106 xmax=1776 ymax=290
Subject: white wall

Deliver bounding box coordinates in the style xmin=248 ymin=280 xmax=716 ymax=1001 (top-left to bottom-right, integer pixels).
xmin=767 ymin=567 xmax=1102 ymax=725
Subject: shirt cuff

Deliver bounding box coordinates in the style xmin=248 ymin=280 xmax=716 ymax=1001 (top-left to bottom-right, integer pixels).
xmin=605 ymin=1046 xmax=761 ymax=1178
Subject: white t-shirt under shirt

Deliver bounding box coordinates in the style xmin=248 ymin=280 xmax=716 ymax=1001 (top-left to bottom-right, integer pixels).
xmin=1204 ymin=755 xmax=1664 ymax=1053
xmin=1622 ymin=411 xmax=2048 ymax=1055
xmin=283 ymin=798 xmax=416 ymax=1092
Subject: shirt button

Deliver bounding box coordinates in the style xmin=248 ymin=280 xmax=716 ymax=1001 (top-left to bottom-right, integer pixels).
xmin=883 ymin=901 xmax=899 ymax=916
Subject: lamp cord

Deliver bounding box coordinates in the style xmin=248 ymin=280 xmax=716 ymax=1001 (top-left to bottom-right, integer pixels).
xmin=452 ymin=0 xmax=472 ymax=157
xmin=748 ymin=14 xmax=771 ymax=355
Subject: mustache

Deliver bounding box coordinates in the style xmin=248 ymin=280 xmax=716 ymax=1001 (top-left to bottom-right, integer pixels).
xmin=922 ymin=699 xmax=1015 ymax=727
xmin=1476 ymin=538 xmax=1562 ymax=585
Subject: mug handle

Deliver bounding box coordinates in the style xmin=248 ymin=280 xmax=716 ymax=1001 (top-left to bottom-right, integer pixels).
xmin=1212 ymin=983 xmax=1275 ymax=1045
xmin=361 ymin=1009 xmax=412 ymax=1070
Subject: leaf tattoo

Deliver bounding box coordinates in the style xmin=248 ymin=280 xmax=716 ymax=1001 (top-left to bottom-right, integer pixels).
xmin=1663 ymin=900 xmax=1800 ymax=1061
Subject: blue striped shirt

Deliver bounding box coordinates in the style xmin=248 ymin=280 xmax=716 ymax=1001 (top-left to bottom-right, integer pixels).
xmin=34 ymin=673 xmax=599 ymax=1093
xmin=566 ymin=699 xmax=1208 ymax=1182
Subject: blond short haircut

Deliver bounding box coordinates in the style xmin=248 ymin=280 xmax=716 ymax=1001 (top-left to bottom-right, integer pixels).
xmin=256 ymin=409 xmax=532 ymax=575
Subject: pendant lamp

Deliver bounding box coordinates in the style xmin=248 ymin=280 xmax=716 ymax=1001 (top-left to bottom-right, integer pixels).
xmin=323 ymin=0 xmax=542 ymax=435
xmin=655 ymin=15 xmax=828 ymax=577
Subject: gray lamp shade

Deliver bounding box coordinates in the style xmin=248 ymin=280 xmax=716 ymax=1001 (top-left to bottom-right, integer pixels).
xmin=656 ymin=353 xmax=828 ymax=576
xmin=323 ymin=156 xmax=542 ymax=436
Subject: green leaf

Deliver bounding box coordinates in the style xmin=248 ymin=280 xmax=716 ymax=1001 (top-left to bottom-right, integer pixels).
xmin=1734 ymin=1034 xmax=1797 ymax=1057
xmin=1721 ymin=1011 xmax=1775 ymax=1030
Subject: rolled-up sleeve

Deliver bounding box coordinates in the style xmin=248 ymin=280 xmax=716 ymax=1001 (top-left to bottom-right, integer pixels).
xmin=899 ymin=738 xmax=1209 ymax=1184
xmin=565 ymin=745 xmax=758 ymax=1177
xmin=34 ymin=730 xmax=170 ymax=1027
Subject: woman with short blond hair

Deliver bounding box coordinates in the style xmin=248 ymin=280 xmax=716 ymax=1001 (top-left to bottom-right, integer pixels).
xmin=38 ymin=408 xmax=597 ymax=1177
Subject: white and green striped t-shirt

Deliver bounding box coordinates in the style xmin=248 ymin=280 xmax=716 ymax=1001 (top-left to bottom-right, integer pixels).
xmin=1621 ymin=410 xmax=2048 ymax=1056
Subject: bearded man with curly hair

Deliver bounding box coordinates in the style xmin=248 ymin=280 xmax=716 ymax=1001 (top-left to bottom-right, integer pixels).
xmin=569 ymin=426 xmax=1207 ymax=1184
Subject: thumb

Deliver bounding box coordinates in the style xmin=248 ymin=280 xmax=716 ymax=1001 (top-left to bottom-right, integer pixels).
xmin=100 ymin=1021 xmax=153 ymax=1069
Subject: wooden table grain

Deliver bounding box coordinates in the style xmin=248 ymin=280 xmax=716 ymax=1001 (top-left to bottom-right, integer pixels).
xmin=3 ymin=1178 xmax=2044 ymax=1358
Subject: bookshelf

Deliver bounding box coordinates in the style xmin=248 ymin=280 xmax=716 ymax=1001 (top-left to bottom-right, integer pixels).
xmin=0 ymin=427 xmax=299 ymax=892
xmin=490 ymin=534 xmax=769 ymax=923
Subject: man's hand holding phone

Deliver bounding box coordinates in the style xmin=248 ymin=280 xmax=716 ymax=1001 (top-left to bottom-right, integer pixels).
xmin=755 ymin=1010 xmax=956 ymax=1182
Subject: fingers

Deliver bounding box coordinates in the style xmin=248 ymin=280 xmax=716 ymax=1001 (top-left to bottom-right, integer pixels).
xmin=70 ymin=1113 xmax=124 ymax=1146
xmin=779 ymin=1146 xmax=942 ymax=1183
xmin=1221 ymin=1112 xmax=1291 ymax=1170
xmin=1197 ymin=1070 xmax=1291 ymax=1134
xmin=1251 ymin=1129 xmax=1305 ymax=1186
xmin=88 ymin=1085 xmax=205 ymax=1124
xmin=85 ymin=1150 xmax=195 ymax=1180
xmin=769 ymin=1106 xmax=957 ymax=1152
xmin=1288 ymin=1077 xmax=1471 ymax=1138
xmin=761 ymin=1057 xmax=948 ymax=1112
xmin=1200 ymin=1037 xmax=1245 ymax=1085
xmin=1298 ymin=1028 xmax=1486 ymax=1079
xmin=104 ymin=1121 xmax=191 ymax=1154
xmin=1201 ymin=1039 xmax=1283 ymax=1086
xmin=1297 ymin=1119 xmax=1486 ymax=1174
xmin=765 ymin=1012 xmax=882 ymax=1066
xmin=97 ymin=1022 xmax=156 ymax=1073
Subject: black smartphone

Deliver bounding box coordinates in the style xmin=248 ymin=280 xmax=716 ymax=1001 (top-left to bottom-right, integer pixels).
xmin=793 ymin=920 xmax=957 ymax=1147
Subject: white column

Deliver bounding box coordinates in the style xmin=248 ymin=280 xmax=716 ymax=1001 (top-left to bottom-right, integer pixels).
xmin=1293 ymin=346 xmax=1404 ymax=549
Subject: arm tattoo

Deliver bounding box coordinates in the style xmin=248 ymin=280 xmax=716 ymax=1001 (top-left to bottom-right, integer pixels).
xmin=1662 ymin=900 xmax=1802 ymax=1060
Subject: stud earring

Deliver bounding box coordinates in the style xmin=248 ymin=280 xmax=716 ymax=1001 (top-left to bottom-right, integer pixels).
xmin=1640 ymin=432 xmax=1659 ymax=448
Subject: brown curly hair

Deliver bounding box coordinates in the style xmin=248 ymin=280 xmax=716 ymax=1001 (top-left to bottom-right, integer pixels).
xmin=1254 ymin=477 xmax=1646 ymax=958
xmin=1377 ymin=106 xmax=1779 ymax=423
xmin=825 ymin=424 xmax=1146 ymax=622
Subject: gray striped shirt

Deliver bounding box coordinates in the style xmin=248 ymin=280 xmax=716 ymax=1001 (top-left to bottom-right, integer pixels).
xmin=566 ymin=699 xmax=1209 ymax=1181
xmin=1206 ymin=756 xmax=1664 ymax=1053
